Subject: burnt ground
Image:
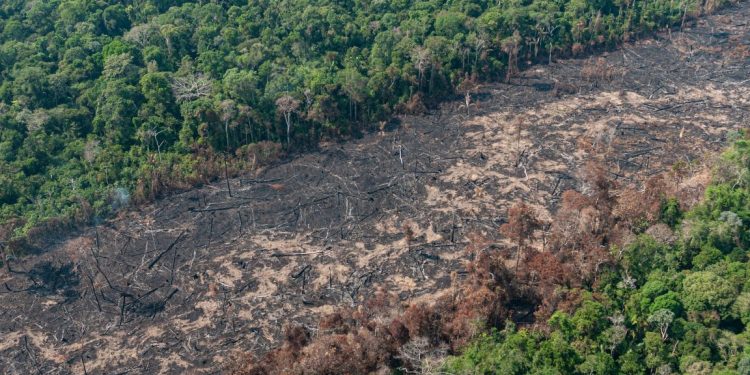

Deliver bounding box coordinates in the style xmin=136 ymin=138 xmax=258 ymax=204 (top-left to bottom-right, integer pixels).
xmin=1 ymin=5 xmax=749 ymax=374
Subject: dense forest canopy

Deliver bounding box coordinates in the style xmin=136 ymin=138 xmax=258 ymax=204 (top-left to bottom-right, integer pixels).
xmin=0 ymin=0 xmax=722 ymax=239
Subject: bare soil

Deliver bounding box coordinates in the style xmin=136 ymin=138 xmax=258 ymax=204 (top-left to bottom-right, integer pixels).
xmin=1 ymin=5 xmax=749 ymax=374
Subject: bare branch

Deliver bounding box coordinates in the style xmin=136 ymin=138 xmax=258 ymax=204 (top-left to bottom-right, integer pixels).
xmin=171 ymin=74 xmax=213 ymax=102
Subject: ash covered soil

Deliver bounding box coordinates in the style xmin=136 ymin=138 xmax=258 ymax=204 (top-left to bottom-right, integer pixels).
xmin=2 ymin=5 xmax=750 ymax=374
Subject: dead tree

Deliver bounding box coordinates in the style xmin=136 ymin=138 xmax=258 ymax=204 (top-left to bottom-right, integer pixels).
xmin=139 ymin=128 xmax=166 ymax=162
xmin=171 ymin=74 xmax=212 ymax=102
xmin=500 ymin=202 xmax=542 ymax=274
xmin=397 ymin=336 xmax=447 ymax=374
xmin=457 ymin=73 xmax=479 ymax=116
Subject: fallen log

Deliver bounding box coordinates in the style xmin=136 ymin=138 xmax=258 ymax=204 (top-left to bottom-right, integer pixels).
xmin=147 ymin=230 xmax=186 ymax=270
xmin=271 ymin=250 xmax=326 ymax=257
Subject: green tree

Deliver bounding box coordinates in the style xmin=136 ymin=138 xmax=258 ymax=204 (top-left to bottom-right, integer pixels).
xmin=93 ymin=80 xmax=139 ymax=146
xmin=681 ymin=271 xmax=737 ymax=320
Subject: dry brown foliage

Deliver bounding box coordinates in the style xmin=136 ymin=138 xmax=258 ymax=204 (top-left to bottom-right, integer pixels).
xmin=546 ymin=163 xmax=618 ymax=287
xmin=231 ymin=239 xmax=518 ymax=374
xmin=523 ymin=250 xmax=574 ymax=322
xmin=616 ymin=175 xmax=673 ymax=232
xmin=581 ymin=57 xmax=618 ymax=85
xmin=397 ymin=93 xmax=427 ymax=115
xmin=500 ymin=201 xmax=542 ymax=273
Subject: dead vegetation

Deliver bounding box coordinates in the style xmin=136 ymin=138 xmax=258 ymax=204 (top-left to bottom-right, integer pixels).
xmin=1 ymin=3 xmax=749 ymax=373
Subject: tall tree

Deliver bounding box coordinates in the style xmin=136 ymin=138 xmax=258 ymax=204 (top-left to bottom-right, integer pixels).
xmin=276 ymin=95 xmax=300 ymax=147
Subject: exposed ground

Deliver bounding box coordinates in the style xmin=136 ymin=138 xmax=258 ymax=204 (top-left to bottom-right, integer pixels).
xmin=1 ymin=5 xmax=749 ymax=374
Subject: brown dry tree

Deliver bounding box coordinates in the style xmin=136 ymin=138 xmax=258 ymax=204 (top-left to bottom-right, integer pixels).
xmin=500 ymin=201 xmax=542 ymax=274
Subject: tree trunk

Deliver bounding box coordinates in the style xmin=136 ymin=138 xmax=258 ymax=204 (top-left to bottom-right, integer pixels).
xmin=515 ymin=244 xmax=522 ymax=274
xmin=465 ymin=92 xmax=471 ymax=116
xmin=153 ymin=134 xmax=162 ymax=163
xmin=1 ymin=243 xmax=8 ymax=274
xmin=224 ymin=155 xmax=233 ymax=198
xmin=549 ymin=41 xmax=553 ymax=64
xmin=225 ymin=121 xmax=230 ymax=151
xmin=285 ymin=115 xmax=291 ymax=147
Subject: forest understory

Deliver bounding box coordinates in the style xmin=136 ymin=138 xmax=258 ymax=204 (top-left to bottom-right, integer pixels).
xmin=1 ymin=3 xmax=750 ymax=373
